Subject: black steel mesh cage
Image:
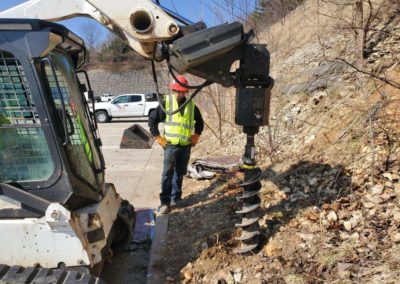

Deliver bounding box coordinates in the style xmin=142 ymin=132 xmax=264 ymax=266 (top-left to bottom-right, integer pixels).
xmin=0 ymin=50 xmax=53 ymax=183
xmin=0 ymin=50 xmax=38 ymax=125
xmin=45 ymin=68 xmax=82 ymax=145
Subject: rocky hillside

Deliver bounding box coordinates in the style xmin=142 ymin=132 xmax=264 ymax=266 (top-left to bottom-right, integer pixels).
xmin=160 ymin=0 xmax=400 ymax=283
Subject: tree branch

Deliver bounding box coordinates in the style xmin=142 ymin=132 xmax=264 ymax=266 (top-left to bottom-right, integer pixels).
xmin=336 ymin=58 xmax=400 ymax=89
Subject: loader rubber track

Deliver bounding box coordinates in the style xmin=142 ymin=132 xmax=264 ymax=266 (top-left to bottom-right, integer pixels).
xmin=0 ymin=264 xmax=105 ymax=284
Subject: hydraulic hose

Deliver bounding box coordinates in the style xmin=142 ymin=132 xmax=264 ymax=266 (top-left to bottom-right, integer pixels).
xmin=151 ymin=59 xmax=211 ymax=115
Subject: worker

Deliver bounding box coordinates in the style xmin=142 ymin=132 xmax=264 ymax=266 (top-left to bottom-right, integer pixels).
xmin=148 ymin=75 xmax=204 ymax=214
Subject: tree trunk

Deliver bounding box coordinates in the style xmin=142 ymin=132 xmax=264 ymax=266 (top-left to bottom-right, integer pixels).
xmin=355 ymin=0 xmax=364 ymax=68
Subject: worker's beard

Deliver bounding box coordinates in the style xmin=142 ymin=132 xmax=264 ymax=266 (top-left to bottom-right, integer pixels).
xmin=177 ymin=95 xmax=186 ymax=104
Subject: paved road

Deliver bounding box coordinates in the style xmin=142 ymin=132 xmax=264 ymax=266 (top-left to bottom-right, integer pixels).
xmin=99 ymin=118 xmax=164 ymax=284
xmin=98 ymin=118 xmax=163 ymax=209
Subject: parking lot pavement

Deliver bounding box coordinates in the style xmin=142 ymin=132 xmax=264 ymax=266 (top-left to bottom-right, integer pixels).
xmin=98 ymin=118 xmax=163 ymax=209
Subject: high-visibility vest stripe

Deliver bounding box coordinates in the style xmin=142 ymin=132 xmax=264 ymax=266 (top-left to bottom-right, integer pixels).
xmin=164 ymin=121 xmax=193 ymax=130
xmin=164 ymin=132 xmax=192 ymax=141
xmin=167 ymin=96 xmax=173 ymax=123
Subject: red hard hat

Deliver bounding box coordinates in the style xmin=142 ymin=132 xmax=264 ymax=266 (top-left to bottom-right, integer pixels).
xmin=169 ymin=75 xmax=189 ymax=92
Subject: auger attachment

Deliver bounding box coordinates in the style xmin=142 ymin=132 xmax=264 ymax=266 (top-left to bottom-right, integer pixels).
xmin=234 ymin=128 xmax=263 ymax=254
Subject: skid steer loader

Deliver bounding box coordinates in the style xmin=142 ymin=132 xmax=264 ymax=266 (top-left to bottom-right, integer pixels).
xmin=0 ymin=19 xmax=134 ymax=283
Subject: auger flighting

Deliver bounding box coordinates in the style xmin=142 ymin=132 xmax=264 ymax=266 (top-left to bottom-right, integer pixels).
xmin=234 ymin=127 xmax=264 ymax=253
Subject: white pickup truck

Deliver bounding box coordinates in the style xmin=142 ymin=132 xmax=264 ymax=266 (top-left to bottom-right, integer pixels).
xmin=99 ymin=94 xmax=114 ymax=102
xmin=93 ymin=93 xmax=159 ymax=123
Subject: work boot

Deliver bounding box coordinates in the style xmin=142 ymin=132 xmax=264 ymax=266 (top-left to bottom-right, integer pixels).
xmin=157 ymin=204 xmax=170 ymax=214
xmin=171 ymin=198 xmax=183 ymax=207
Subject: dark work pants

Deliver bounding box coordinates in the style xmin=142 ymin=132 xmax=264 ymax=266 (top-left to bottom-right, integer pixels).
xmin=160 ymin=144 xmax=191 ymax=205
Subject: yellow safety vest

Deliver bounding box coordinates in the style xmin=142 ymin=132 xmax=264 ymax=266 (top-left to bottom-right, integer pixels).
xmin=164 ymin=94 xmax=195 ymax=146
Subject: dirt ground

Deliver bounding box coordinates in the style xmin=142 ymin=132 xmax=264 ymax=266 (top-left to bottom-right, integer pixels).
xmin=156 ymin=119 xmax=399 ymax=284
xmin=153 ymin=24 xmax=400 ymax=282
xmin=160 ymin=173 xmax=242 ymax=283
xmin=156 ymin=158 xmax=354 ymax=283
xmin=102 ymin=242 xmax=151 ymax=284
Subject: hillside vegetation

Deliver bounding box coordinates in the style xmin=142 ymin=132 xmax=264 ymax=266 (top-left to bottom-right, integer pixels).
xmin=160 ymin=0 xmax=400 ymax=283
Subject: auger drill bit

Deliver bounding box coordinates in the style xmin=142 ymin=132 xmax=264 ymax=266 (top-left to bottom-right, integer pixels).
xmin=234 ymin=128 xmax=263 ymax=254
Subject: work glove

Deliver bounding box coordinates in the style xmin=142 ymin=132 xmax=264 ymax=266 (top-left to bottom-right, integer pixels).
xmin=191 ymin=133 xmax=200 ymax=146
xmin=155 ymin=136 xmax=167 ymax=148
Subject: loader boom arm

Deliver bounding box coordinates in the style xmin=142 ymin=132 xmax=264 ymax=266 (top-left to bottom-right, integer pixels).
xmin=0 ymin=0 xmax=180 ymax=57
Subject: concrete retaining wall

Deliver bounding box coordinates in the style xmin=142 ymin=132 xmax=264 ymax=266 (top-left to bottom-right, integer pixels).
xmin=82 ymin=69 xmax=170 ymax=97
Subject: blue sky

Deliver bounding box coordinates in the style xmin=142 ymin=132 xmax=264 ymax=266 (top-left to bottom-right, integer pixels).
xmin=0 ymin=0 xmax=255 ymax=45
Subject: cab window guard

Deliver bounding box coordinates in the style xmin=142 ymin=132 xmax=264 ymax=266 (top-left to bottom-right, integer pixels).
xmin=41 ymin=57 xmax=69 ymax=146
xmin=76 ymin=70 xmax=97 ymax=130
xmin=76 ymin=70 xmax=105 ymax=172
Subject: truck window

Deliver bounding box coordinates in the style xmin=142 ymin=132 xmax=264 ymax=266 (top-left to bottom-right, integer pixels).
xmin=112 ymin=96 xmax=129 ymax=104
xmin=43 ymin=52 xmax=103 ymax=189
xmin=0 ymin=50 xmax=54 ymax=183
xmin=145 ymin=93 xmax=158 ymax=102
xmin=130 ymin=95 xmax=141 ymax=103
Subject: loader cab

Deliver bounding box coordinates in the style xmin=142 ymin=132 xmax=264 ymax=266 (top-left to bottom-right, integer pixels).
xmin=0 ymin=19 xmax=105 ymax=217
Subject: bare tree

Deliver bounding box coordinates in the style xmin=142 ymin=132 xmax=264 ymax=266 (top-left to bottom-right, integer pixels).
xmin=208 ymin=85 xmax=224 ymax=143
xmin=317 ymin=0 xmax=389 ymax=65
xmin=354 ymin=0 xmax=364 ymax=67
xmin=79 ymin=21 xmax=102 ymax=63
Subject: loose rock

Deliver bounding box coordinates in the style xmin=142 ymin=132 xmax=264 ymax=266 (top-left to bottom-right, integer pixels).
xmin=327 ymin=211 xmax=338 ymax=222
xmin=371 ymin=184 xmax=384 ymax=195
xmin=343 ymin=221 xmax=352 ymax=231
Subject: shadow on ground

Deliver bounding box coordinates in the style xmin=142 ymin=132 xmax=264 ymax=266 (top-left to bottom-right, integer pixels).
xmin=259 ymin=160 xmax=353 ymax=247
xmin=156 ymin=160 xmax=354 ymax=282
xmin=102 ymin=209 xmax=154 ymax=284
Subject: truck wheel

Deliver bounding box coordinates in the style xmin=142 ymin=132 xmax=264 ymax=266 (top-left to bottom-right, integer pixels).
xmin=96 ymin=111 xmax=109 ymax=123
